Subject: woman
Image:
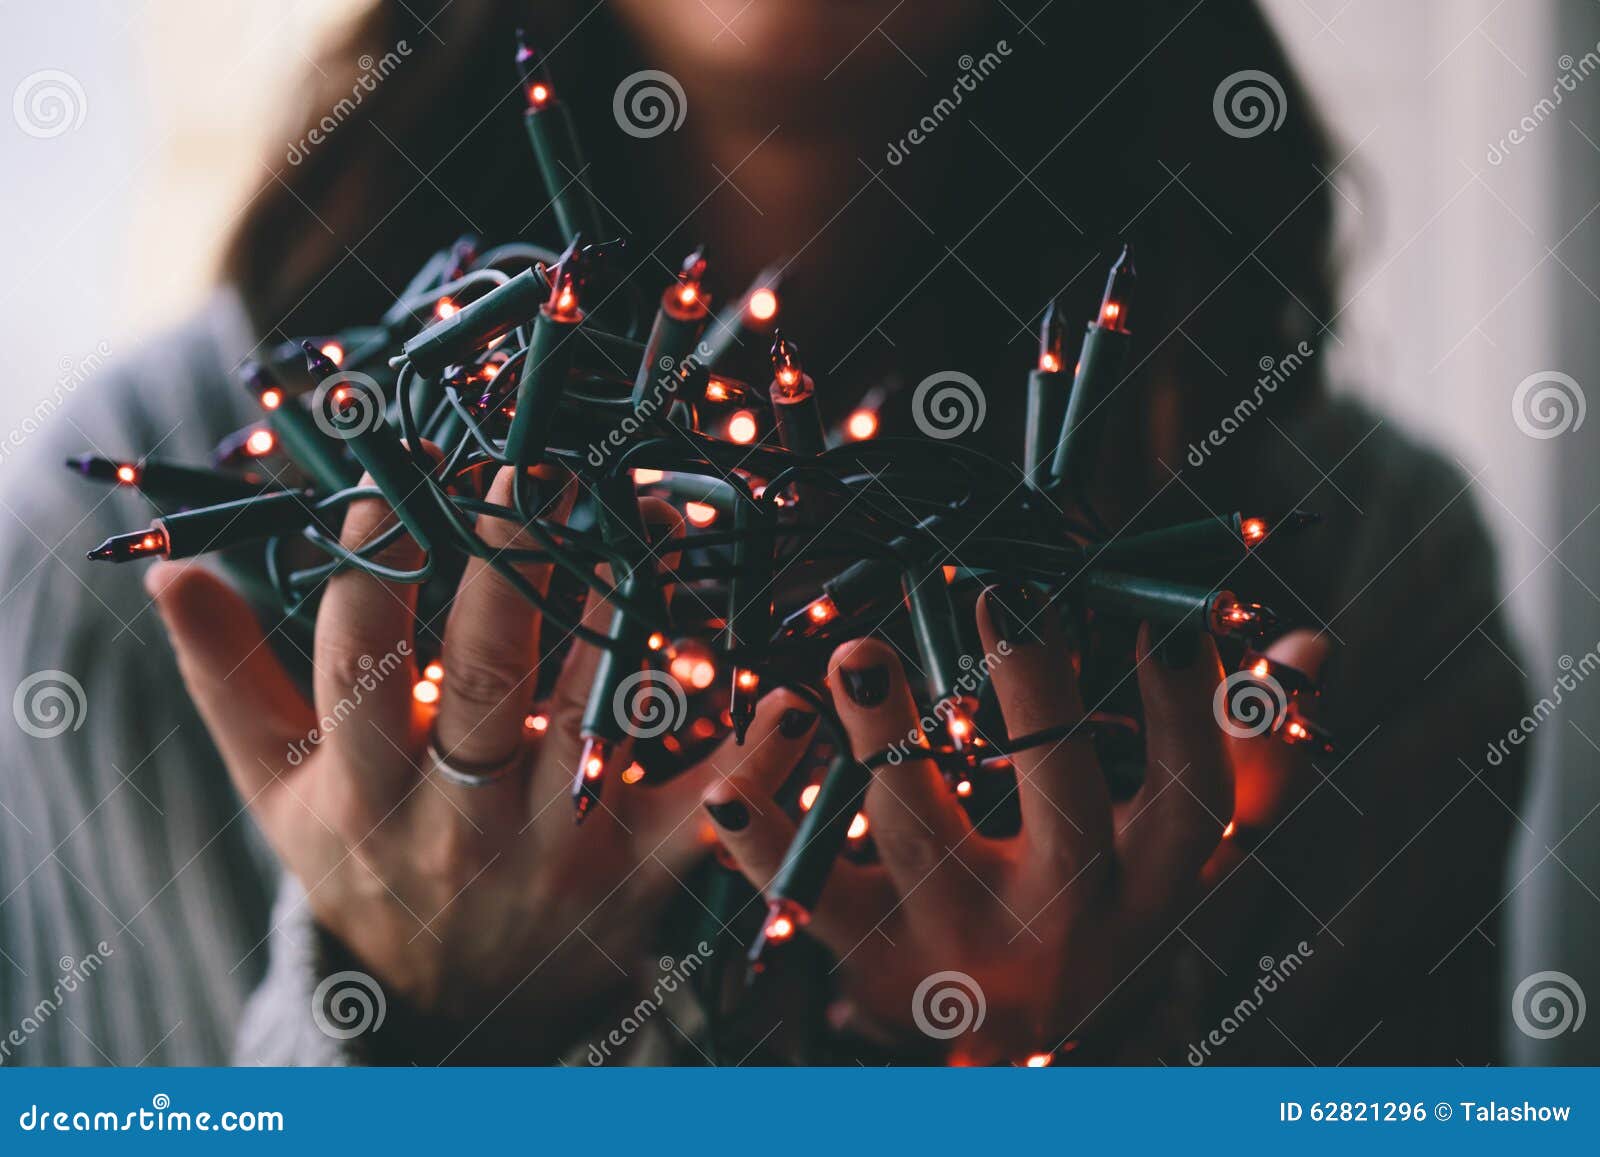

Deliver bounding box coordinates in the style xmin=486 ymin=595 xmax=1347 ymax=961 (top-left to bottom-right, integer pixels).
xmin=0 ymin=0 xmax=1526 ymax=1065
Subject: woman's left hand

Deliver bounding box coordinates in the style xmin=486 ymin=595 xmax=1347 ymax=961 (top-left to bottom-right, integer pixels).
xmin=706 ymin=584 xmax=1233 ymax=1064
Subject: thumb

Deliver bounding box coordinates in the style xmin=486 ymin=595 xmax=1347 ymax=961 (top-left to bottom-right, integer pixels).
xmin=146 ymin=561 xmax=314 ymax=803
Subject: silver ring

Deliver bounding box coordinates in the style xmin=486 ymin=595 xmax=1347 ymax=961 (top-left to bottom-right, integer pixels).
xmin=427 ymin=732 xmax=521 ymax=789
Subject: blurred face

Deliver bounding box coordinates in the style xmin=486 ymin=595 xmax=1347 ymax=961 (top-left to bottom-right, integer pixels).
xmin=610 ymin=0 xmax=986 ymax=94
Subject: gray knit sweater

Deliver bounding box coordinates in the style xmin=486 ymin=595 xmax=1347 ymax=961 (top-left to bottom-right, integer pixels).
xmin=0 ymin=291 xmax=1528 ymax=1065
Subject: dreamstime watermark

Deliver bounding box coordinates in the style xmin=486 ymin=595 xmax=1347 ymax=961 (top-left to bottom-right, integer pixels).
xmin=885 ymin=40 xmax=1012 ymax=166
xmin=912 ymin=370 xmax=986 ymax=440
xmin=1512 ymin=970 xmax=1585 ymax=1039
xmin=1187 ymin=941 xmax=1315 ymax=1064
xmin=286 ymin=42 xmax=412 ymax=164
xmin=882 ymin=643 xmax=1011 ymax=765
xmin=1212 ymin=70 xmax=1287 ymax=139
xmin=586 ymin=946 xmax=712 ymax=1064
xmin=586 ymin=345 xmax=710 ymax=467
xmin=13 ymin=670 xmax=87 ymax=739
xmin=1488 ymin=46 xmax=1600 ymax=166
xmin=1186 ymin=340 xmax=1315 ymax=466
xmin=311 ymin=970 xmax=387 ymax=1040
xmin=1213 ymin=668 xmax=1287 ymax=740
xmin=1484 ymin=645 xmax=1600 ymax=768
xmin=612 ymin=669 xmax=688 ymax=740
xmin=613 ymin=70 xmax=687 ymax=139
xmin=912 ymin=970 xmax=987 ymax=1040
xmin=13 ymin=69 xmax=87 ymax=138
xmin=17 ymin=1095 xmax=283 ymax=1134
xmin=284 ymin=643 xmax=412 ymax=767
xmin=1 ymin=340 xmax=112 ymax=465
xmin=0 ymin=943 xmax=114 ymax=1065
xmin=1511 ymin=370 xmax=1585 ymax=440
xmin=310 ymin=370 xmax=386 ymax=440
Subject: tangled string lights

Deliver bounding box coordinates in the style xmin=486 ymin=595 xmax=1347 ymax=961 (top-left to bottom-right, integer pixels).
xmin=68 ymin=29 xmax=1333 ymax=987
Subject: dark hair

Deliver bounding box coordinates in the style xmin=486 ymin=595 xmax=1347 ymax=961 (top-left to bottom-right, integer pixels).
xmin=224 ymin=1 xmax=1336 ymax=459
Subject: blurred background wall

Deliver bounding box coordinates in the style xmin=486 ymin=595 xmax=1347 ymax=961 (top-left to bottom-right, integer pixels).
xmin=1 ymin=0 xmax=1595 ymax=1061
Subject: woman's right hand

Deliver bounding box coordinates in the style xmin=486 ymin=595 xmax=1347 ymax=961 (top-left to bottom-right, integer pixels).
xmin=147 ymin=467 xmax=818 ymax=1061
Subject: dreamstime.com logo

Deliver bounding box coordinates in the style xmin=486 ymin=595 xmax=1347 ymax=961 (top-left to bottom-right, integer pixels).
xmin=13 ymin=670 xmax=87 ymax=739
xmin=311 ymin=970 xmax=387 ymax=1041
xmin=1511 ymin=370 xmax=1585 ymax=439
xmin=286 ymin=42 xmax=411 ymax=164
xmin=1512 ymin=970 xmax=1586 ymax=1039
xmin=1213 ymin=70 xmax=1287 ymax=139
xmin=912 ymin=371 xmax=986 ymax=440
xmin=1 ymin=943 xmax=114 ymax=1064
xmin=587 ymin=947 xmax=712 ymax=1065
xmin=286 ymin=643 xmax=412 ymax=767
xmin=13 ymin=69 xmax=87 ymax=138
xmin=912 ymin=970 xmax=987 ymax=1040
xmin=311 ymin=370 xmax=386 ymax=440
xmin=1 ymin=340 xmax=112 ymax=466
xmin=613 ymin=70 xmax=687 ymax=138
xmin=612 ymin=669 xmax=688 ymax=739
xmin=1188 ymin=941 xmax=1315 ymax=1064
xmin=1213 ymin=668 xmax=1286 ymax=740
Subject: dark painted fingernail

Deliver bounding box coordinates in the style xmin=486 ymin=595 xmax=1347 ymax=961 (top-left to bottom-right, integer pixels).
xmin=779 ymin=708 xmax=817 ymax=738
xmin=705 ymin=800 xmax=750 ymax=831
xmin=840 ymin=664 xmax=890 ymax=707
xmin=1157 ymin=627 xmax=1199 ymax=669
xmin=985 ymin=582 xmax=1044 ymax=645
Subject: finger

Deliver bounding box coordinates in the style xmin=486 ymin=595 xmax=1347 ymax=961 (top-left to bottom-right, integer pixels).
xmin=639 ymin=687 xmax=819 ymax=864
xmin=1117 ymin=623 xmax=1233 ymax=917
xmin=1229 ymin=629 xmax=1335 ymax=828
xmin=976 ymin=583 xmax=1113 ymax=895
xmin=146 ymin=562 xmax=314 ymax=806
xmin=436 ymin=468 xmax=574 ymax=785
xmin=546 ymin=496 xmax=685 ymax=730
xmin=312 ymin=469 xmax=426 ymax=788
xmin=531 ymin=497 xmax=684 ymax=829
xmin=703 ymin=766 xmax=895 ymax=957
xmin=827 ymin=638 xmax=978 ymax=905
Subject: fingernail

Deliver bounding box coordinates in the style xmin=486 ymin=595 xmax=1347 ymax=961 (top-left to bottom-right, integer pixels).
xmin=779 ymin=708 xmax=817 ymax=738
xmin=985 ymin=582 xmax=1044 ymax=645
xmin=705 ymin=800 xmax=750 ymax=831
xmin=840 ymin=665 xmax=890 ymax=707
xmin=1157 ymin=628 xmax=1199 ymax=669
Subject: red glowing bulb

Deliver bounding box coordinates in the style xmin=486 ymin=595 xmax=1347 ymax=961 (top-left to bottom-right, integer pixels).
xmin=703 ymin=380 xmax=731 ymax=403
xmin=726 ymin=410 xmax=759 ymax=444
xmin=435 ymin=296 xmax=458 ymax=320
xmin=846 ymin=409 xmax=879 ymax=440
xmin=259 ymin=388 xmax=283 ymax=411
xmin=245 ymin=429 xmax=276 ymax=457
xmin=412 ymin=679 xmax=440 ymax=705
xmin=1241 ymin=517 xmax=1268 ymax=545
xmin=526 ymin=713 xmax=549 ymax=733
xmin=684 ymin=501 xmax=718 ymax=527
xmin=746 ymin=287 xmax=778 ymax=322
xmin=621 ymin=762 xmax=646 ymax=785
xmin=1039 ymin=351 xmax=1062 ymax=374
xmin=799 ymin=783 xmax=821 ymax=811
xmin=1024 ymin=1053 xmax=1053 ymax=1068
xmin=647 ymin=632 xmax=666 ymax=651
xmin=807 ymin=596 xmax=838 ymax=624
xmin=766 ymin=914 xmax=795 ymax=942
xmin=846 ymin=813 xmax=869 ymax=840
xmin=736 ymin=669 xmax=760 ymax=691
xmin=319 ymin=342 xmax=344 ymax=366
xmin=528 ymin=82 xmax=550 ymax=108
xmin=1252 ymin=658 xmax=1270 ymax=678
xmin=423 ymin=661 xmax=444 ymax=683
xmin=115 ymin=465 xmax=137 ymax=485
xmin=955 ymin=778 xmax=973 ymax=797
